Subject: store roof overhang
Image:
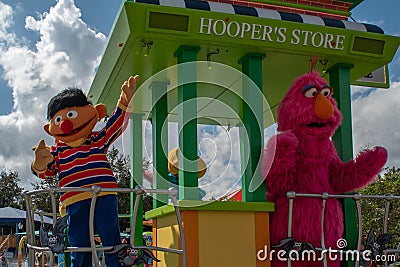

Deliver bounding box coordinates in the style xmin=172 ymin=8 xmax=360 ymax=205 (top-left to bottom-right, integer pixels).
xmin=88 ymin=0 xmax=400 ymax=127
xmin=347 ymin=0 xmax=364 ymax=11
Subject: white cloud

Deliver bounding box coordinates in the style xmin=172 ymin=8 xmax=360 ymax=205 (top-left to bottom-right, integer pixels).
xmin=352 ymin=81 xmax=400 ymax=168
xmin=0 ymin=0 xmax=106 ymax=188
xmin=0 ymin=2 xmax=15 ymax=42
xmin=357 ymin=19 xmax=384 ymax=27
xmin=197 ymin=126 xmax=242 ymax=199
xmin=130 ymin=123 xmax=243 ymax=200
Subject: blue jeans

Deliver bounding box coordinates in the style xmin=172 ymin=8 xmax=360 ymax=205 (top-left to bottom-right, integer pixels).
xmin=66 ymin=195 xmax=121 ymax=267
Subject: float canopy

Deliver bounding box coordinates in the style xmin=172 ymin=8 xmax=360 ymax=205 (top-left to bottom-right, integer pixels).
xmin=88 ymin=1 xmax=400 ymax=127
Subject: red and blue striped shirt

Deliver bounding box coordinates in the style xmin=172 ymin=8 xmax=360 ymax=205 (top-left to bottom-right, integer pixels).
xmin=32 ymin=102 xmax=131 ymax=207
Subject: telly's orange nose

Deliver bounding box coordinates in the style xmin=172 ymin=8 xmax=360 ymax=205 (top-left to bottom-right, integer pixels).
xmin=314 ymin=94 xmax=334 ymax=120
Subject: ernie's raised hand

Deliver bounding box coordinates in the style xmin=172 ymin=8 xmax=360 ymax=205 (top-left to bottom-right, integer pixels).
xmin=32 ymin=139 xmax=54 ymax=172
xmin=119 ymin=75 xmax=139 ymax=108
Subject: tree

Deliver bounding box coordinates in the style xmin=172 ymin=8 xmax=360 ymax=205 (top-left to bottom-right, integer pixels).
xmin=0 ymin=170 xmax=24 ymax=209
xmin=107 ymin=146 xmax=131 ymax=214
xmin=359 ymin=167 xmax=400 ymax=244
xmin=107 ymin=146 xmax=131 ymax=231
xmin=30 ymin=177 xmax=59 ymax=214
xmin=107 ymin=146 xmax=153 ymax=231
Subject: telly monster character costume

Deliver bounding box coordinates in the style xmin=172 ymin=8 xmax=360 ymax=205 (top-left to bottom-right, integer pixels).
xmin=262 ymin=72 xmax=387 ymax=267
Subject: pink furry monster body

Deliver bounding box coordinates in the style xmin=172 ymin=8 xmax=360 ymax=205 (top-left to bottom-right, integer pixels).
xmin=262 ymin=72 xmax=387 ymax=267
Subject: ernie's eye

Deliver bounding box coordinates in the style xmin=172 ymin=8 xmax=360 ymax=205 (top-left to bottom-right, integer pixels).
xmin=320 ymin=87 xmax=331 ymax=97
xmin=304 ymin=88 xmax=318 ymax=98
xmin=66 ymin=110 xmax=78 ymax=119
xmin=54 ymin=115 xmax=62 ymax=125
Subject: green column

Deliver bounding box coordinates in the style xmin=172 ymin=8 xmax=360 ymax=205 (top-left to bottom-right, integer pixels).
xmin=327 ymin=63 xmax=356 ymax=267
xmin=151 ymin=81 xmax=169 ymax=208
xmin=130 ymin=113 xmax=143 ymax=246
xmin=238 ymin=53 xmax=266 ymax=202
xmin=329 ymin=64 xmax=354 ymax=162
xmin=174 ymin=45 xmax=200 ymax=200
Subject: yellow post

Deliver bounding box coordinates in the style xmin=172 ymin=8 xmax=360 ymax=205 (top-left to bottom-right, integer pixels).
xmin=18 ymin=236 xmax=26 ymax=267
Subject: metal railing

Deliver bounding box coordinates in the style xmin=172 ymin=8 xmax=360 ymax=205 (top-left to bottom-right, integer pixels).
xmin=285 ymin=191 xmax=400 ymax=267
xmin=22 ymin=186 xmax=186 ymax=267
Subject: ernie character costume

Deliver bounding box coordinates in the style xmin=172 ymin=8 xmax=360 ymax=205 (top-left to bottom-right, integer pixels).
xmin=31 ymin=75 xmax=139 ymax=267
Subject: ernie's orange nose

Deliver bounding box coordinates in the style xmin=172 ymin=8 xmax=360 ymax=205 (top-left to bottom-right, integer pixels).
xmin=314 ymin=94 xmax=334 ymax=120
xmin=60 ymin=119 xmax=73 ymax=133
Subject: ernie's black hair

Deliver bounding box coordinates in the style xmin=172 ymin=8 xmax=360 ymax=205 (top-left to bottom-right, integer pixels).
xmin=47 ymin=88 xmax=91 ymax=120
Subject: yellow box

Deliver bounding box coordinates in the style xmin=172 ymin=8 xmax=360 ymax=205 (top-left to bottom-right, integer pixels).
xmin=146 ymin=200 xmax=274 ymax=267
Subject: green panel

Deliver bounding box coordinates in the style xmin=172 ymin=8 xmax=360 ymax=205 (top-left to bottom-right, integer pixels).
xmin=328 ymin=64 xmax=357 ymax=267
xmin=239 ymin=53 xmax=266 ymax=202
xmin=149 ymin=12 xmax=189 ymax=32
xmin=353 ymin=37 xmax=385 ymax=55
xmin=130 ymin=114 xmax=144 ymax=246
xmin=145 ymin=200 xmax=275 ymax=219
xmin=88 ymin=2 xmax=400 ymax=121
xmin=88 ymin=4 xmax=132 ymax=105
xmin=151 ymin=82 xmax=169 ymax=208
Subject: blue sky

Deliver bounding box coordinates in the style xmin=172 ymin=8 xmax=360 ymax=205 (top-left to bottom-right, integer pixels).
xmin=0 ymin=0 xmax=399 ymax=196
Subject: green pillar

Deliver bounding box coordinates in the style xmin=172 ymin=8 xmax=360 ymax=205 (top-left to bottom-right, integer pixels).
xmin=130 ymin=113 xmax=143 ymax=246
xmin=151 ymin=81 xmax=169 ymax=208
xmin=174 ymin=45 xmax=200 ymax=200
xmin=329 ymin=64 xmax=354 ymax=162
xmin=238 ymin=53 xmax=266 ymax=202
xmin=327 ymin=63 xmax=356 ymax=266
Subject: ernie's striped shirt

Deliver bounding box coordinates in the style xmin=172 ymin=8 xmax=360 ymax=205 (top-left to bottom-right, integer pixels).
xmin=32 ymin=102 xmax=131 ymax=207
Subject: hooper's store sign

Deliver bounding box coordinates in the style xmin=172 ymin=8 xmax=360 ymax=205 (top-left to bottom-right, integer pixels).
xmin=199 ymin=17 xmax=346 ymax=51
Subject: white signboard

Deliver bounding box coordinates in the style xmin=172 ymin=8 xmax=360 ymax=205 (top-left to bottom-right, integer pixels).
xmin=353 ymin=65 xmax=389 ymax=88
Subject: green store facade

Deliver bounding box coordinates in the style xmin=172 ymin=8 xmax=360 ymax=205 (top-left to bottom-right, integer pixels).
xmin=87 ymin=0 xmax=400 ymax=266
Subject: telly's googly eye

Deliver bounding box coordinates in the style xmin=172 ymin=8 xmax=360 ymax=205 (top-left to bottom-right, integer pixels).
xmin=303 ymin=88 xmax=318 ymax=98
xmin=320 ymin=87 xmax=331 ymax=97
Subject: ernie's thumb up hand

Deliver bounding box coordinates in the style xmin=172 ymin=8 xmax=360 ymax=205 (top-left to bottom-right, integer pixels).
xmin=32 ymin=140 xmax=53 ymax=171
xmin=120 ymin=75 xmax=139 ymax=108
